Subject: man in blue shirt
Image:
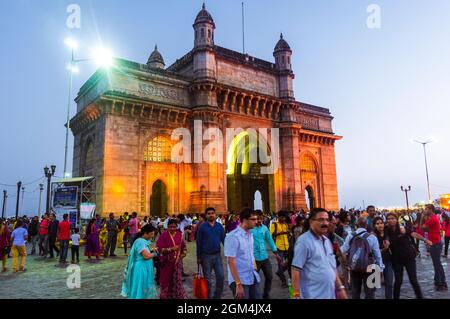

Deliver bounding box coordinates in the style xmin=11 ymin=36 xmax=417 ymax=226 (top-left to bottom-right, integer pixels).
xmin=196 ymin=207 xmax=225 ymax=299
xmin=291 ymin=208 xmax=348 ymax=299
xmin=251 ymin=210 xmax=281 ymax=299
xmin=224 ymin=208 xmax=261 ymax=299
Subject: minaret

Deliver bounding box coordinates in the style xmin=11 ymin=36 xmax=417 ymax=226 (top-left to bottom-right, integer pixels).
xmin=192 ymin=3 xmax=216 ymax=82
xmin=274 ymin=33 xmax=295 ymax=100
xmin=147 ymin=45 xmax=165 ymax=69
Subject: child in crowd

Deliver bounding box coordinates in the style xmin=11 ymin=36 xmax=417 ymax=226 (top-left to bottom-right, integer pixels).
xmin=71 ymin=228 xmax=80 ymax=264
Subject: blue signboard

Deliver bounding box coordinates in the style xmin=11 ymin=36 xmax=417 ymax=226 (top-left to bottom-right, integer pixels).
xmin=69 ymin=210 xmax=77 ymax=229
xmin=53 ymin=186 xmax=78 ymax=208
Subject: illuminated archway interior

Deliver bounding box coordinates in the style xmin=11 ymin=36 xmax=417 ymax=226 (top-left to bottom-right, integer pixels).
xmin=226 ymin=131 xmax=275 ymax=213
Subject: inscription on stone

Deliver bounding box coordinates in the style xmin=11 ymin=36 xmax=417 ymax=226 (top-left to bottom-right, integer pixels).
xmin=298 ymin=115 xmax=319 ymax=130
xmin=139 ymin=83 xmax=182 ymax=102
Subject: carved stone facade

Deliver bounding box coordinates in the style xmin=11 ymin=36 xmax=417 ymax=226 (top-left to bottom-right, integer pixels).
xmin=70 ymin=4 xmax=342 ymax=216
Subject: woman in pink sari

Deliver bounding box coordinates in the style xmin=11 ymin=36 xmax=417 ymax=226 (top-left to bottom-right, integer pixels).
xmin=156 ymin=219 xmax=187 ymax=299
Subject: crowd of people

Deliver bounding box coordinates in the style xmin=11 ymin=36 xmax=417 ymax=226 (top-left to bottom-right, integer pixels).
xmin=1 ymin=204 xmax=449 ymax=300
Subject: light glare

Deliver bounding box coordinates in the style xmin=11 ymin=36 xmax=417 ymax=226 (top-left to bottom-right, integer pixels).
xmin=92 ymin=47 xmax=113 ymax=68
xmin=64 ymin=38 xmax=78 ymax=49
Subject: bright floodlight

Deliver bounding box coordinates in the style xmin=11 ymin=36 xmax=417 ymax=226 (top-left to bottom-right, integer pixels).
xmin=66 ymin=64 xmax=79 ymax=73
xmin=64 ymin=38 xmax=78 ymax=49
xmin=92 ymin=47 xmax=113 ymax=68
xmin=70 ymin=65 xmax=79 ymax=73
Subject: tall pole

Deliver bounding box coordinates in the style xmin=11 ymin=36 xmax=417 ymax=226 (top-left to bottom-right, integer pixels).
xmin=45 ymin=165 xmax=56 ymax=214
xmin=46 ymin=174 xmax=51 ymax=214
xmin=414 ymin=140 xmax=432 ymax=203
xmin=21 ymin=186 xmax=25 ymax=216
xmin=422 ymin=143 xmax=432 ymax=203
xmin=1 ymin=190 xmax=7 ymax=219
xmin=38 ymin=184 xmax=44 ymax=219
xmin=242 ymin=2 xmax=245 ymax=54
xmin=401 ymin=186 xmax=411 ymax=210
xmin=15 ymin=181 xmax=22 ymax=219
xmin=64 ymin=48 xmax=74 ymax=178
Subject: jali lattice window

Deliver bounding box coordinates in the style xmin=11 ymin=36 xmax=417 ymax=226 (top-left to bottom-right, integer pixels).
xmin=144 ymin=136 xmax=172 ymax=162
xmin=301 ymin=155 xmax=317 ymax=173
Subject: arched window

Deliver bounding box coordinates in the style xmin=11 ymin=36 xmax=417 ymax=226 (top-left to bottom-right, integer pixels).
xmin=201 ymin=28 xmax=205 ymax=38
xmin=301 ymin=155 xmax=317 ymax=173
xmin=282 ymin=56 xmax=285 ymax=65
xmin=83 ymin=140 xmax=94 ymax=176
xmin=208 ymin=29 xmax=211 ymax=38
xmin=144 ymin=136 xmax=172 ymax=162
xmin=288 ymin=56 xmax=291 ymax=65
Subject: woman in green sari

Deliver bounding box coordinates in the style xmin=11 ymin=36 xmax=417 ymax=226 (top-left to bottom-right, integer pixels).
xmin=121 ymin=224 xmax=158 ymax=299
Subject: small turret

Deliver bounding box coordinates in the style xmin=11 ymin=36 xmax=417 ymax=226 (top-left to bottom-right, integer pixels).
xmin=147 ymin=45 xmax=165 ymax=69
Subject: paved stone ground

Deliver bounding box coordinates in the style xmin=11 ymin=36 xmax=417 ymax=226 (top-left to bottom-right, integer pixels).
xmin=0 ymin=241 xmax=449 ymax=299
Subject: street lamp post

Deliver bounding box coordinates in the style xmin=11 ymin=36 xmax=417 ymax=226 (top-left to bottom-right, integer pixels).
xmin=44 ymin=165 xmax=56 ymax=214
xmin=15 ymin=181 xmax=22 ymax=219
xmin=63 ymin=38 xmax=113 ymax=178
xmin=21 ymin=186 xmax=25 ymax=216
xmin=401 ymin=185 xmax=411 ymax=210
xmin=413 ymin=140 xmax=432 ymax=203
xmin=1 ymin=190 xmax=7 ymax=219
xmin=38 ymin=184 xmax=44 ymax=219
xmin=63 ymin=44 xmax=75 ymax=178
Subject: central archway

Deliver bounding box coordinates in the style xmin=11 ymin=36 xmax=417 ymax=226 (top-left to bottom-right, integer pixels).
xmin=150 ymin=180 xmax=168 ymax=217
xmin=254 ymin=190 xmax=263 ymax=211
xmin=305 ymin=185 xmax=315 ymax=211
xmin=226 ymin=131 xmax=275 ymax=213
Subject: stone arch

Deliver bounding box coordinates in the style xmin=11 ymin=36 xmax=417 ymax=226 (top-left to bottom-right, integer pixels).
xmin=150 ymin=179 xmax=168 ymax=217
xmin=300 ymin=152 xmax=321 ymax=209
xmin=82 ymin=137 xmax=95 ymax=177
xmin=254 ymin=190 xmax=263 ymax=210
xmin=304 ymin=185 xmax=315 ymax=210
xmin=226 ymin=129 xmax=275 ymax=213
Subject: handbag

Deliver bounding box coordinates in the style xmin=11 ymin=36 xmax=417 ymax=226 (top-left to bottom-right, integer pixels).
xmin=2 ymin=246 xmax=11 ymax=255
xmin=193 ymin=265 xmax=208 ymax=299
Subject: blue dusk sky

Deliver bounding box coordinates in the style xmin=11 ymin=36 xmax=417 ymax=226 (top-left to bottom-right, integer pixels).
xmin=1 ymin=0 xmax=450 ymax=216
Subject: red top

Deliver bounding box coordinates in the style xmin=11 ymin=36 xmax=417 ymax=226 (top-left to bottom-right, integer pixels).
xmin=58 ymin=221 xmax=71 ymax=240
xmin=442 ymin=220 xmax=450 ymax=238
xmin=39 ymin=219 xmax=49 ymax=235
xmin=424 ymin=215 xmax=441 ymax=245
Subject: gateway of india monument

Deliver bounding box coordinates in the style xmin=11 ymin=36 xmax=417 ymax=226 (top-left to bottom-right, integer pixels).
xmin=70 ymin=4 xmax=342 ymax=217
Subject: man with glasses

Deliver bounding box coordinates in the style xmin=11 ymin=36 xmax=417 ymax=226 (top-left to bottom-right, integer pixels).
xmin=291 ymin=208 xmax=348 ymax=299
xmin=224 ymin=208 xmax=261 ymax=299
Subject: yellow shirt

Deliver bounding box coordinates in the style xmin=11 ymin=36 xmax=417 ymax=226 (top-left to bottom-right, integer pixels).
xmin=270 ymin=222 xmax=290 ymax=251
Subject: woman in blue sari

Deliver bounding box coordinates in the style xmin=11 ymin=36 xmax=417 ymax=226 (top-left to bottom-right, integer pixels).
xmin=121 ymin=224 xmax=158 ymax=299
